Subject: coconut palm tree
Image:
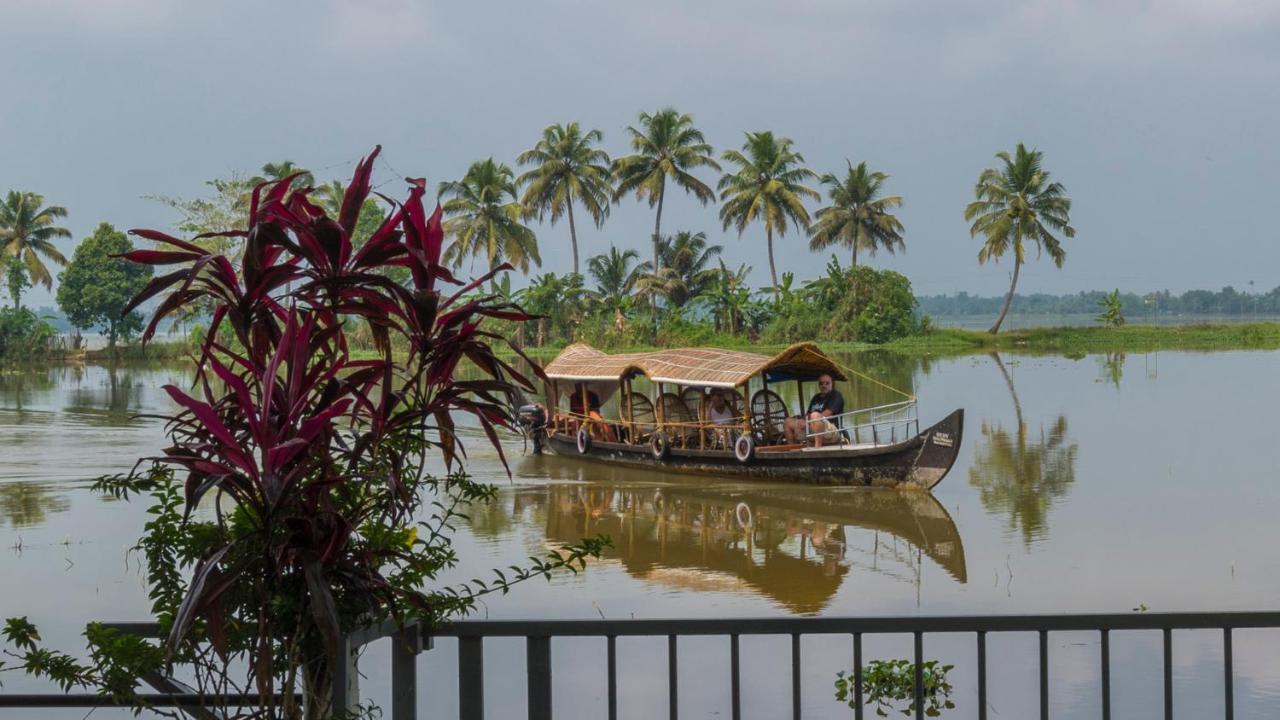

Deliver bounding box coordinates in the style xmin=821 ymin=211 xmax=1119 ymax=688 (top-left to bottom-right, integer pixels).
xmin=809 ymin=160 xmax=904 ymax=268
xmin=638 ymin=231 xmax=722 ymax=309
xmin=964 ymin=143 xmax=1075 ymax=334
xmin=587 ymin=246 xmax=646 ymax=331
xmin=0 ymin=191 xmax=70 ymax=307
xmin=698 ymin=260 xmax=754 ymax=334
xmin=717 ymin=131 xmax=819 ymax=289
xmin=439 ymin=159 xmax=541 ymax=274
xmin=255 ymin=160 xmax=315 ymax=189
xmin=517 ymin=122 xmax=613 ymax=275
xmin=613 ymin=108 xmax=720 ymax=285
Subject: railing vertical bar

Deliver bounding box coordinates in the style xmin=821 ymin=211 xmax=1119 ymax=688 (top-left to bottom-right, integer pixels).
xmin=608 ymin=635 xmax=618 ymax=720
xmin=853 ymin=633 xmax=864 ymax=720
xmin=1101 ymin=629 xmax=1111 ymax=720
xmin=669 ymin=634 xmax=678 ymax=720
xmin=1163 ymin=628 xmax=1172 ymax=720
xmin=459 ymin=636 xmax=484 ymax=720
xmin=791 ymin=633 xmax=802 ymax=720
xmin=913 ymin=631 xmax=924 ymax=720
xmin=977 ymin=631 xmax=987 ymax=720
xmin=1223 ymin=627 xmax=1234 ymax=720
xmin=390 ymin=629 xmax=420 ymax=720
xmin=731 ymin=634 xmax=741 ymax=720
xmin=527 ymin=636 xmax=552 ymax=720
xmin=1039 ymin=630 xmax=1049 ymax=720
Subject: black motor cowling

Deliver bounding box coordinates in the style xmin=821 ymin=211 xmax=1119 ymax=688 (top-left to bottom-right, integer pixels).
xmin=516 ymin=403 xmax=548 ymax=454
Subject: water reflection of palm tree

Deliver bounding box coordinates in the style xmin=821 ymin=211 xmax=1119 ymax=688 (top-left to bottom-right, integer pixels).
xmin=969 ymin=353 xmax=1078 ymax=545
xmin=0 ymin=481 xmax=70 ymax=528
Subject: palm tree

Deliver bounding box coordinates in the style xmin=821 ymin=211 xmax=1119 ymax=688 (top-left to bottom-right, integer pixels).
xmin=613 ymin=108 xmax=721 ymax=286
xmin=517 ymin=122 xmax=613 ymax=275
xmin=638 ymin=231 xmax=722 ymax=309
xmin=0 ymin=191 xmax=70 ymax=307
xmin=439 ymin=159 xmax=541 ymax=274
xmin=255 ymin=160 xmax=315 ymax=189
xmin=518 ymin=272 xmax=587 ymax=346
xmin=717 ymin=131 xmax=819 ymax=289
xmin=587 ymin=246 xmax=646 ymax=331
xmin=698 ymin=260 xmax=753 ymax=334
xmin=809 ymin=160 xmax=904 ymax=268
xmin=964 ymin=143 xmax=1075 ymax=334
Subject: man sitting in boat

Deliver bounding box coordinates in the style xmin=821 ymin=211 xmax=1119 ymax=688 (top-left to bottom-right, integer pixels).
xmin=784 ymin=373 xmax=845 ymax=447
xmin=707 ymin=388 xmax=737 ymax=446
xmin=569 ymin=382 xmax=617 ymax=442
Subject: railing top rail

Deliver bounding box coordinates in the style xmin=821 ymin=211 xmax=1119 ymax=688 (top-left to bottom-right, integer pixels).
xmin=423 ymin=611 xmax=1280 ymax=638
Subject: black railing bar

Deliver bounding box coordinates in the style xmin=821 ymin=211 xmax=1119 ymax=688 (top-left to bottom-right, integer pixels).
xmin=853 ymin=632 xmax=863 ymax=720
xmin=977 ymin=631 xmax=987 ymax=720
xmin=668 ymin=634 xmax=678 ymax=720
xmin=0 ymin=693 xmax=299 ymax=708
xmin=1039 ymin=630 xmax=1048 ymax=720
xmin=731 ymin=634 xmax=741 ymax=720
xmin=1224 ymin=627 xmax=1234 ymax=720
xmin=1163 ymin=628 xmax=1173 ymax=720
xmin=1101 ymin=629 xmax=1111 ymax=720
xmin=792 ymin=633 xmax=802 ymax=720
xmin=528 ymin=636 xmax=552 ymax=720
xmin=608 ymin=634 xmax=618 ymax=720
xmin=913 ymin=632 xmax=924 ymax=720
xmin=458 ymin=636 xmax=484 ymax=720
xmin=425 ymin=612 xmax=1280 ymax=637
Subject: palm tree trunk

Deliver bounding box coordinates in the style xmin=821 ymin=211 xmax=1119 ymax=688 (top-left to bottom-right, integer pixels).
xmin=651 ymin=181 xmax=665 ymax=317
xmin=851 ymin=240 xmax=858 ymax=269
xmin=566 ymin=190 xmax=580 ymax=276
xmin=766 ymin=225 xmax=778 ymax=290
xmin=989 ymin=258 xmax=1021 ymax=334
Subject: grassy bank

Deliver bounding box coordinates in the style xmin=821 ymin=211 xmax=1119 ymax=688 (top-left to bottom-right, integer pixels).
xmin=512 ymin=321 xmax=1280 ymax=358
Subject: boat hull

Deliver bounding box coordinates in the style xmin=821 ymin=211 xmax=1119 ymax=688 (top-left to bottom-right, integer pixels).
xmin=544 ymin=408 xmax=964 ymax=490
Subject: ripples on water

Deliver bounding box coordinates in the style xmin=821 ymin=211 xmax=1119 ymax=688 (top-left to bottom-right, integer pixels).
xmin=3 ymin=351 xmax=1280 ymax=718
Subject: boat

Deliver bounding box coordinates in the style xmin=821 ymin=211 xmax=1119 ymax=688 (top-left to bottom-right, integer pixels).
xmin=517 ymin=342 xmax=964 ymax=489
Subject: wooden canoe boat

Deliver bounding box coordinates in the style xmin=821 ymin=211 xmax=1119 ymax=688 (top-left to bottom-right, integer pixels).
xmin=521 ymin=343 xmax=964 ymax=490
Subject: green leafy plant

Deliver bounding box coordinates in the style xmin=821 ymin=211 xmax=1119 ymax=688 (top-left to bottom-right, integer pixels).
xmin=835 ymin=659 xmax=956 ymax=717
xmin=1096 ymin=288 xmax=1125 ymax=328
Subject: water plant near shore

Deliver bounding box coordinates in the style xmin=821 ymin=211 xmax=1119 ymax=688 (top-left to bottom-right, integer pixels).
xmin=1 ymin=146 xmax=606 ymax=718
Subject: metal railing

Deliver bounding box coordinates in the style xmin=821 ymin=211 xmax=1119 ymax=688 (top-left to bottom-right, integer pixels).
xmin=4 ymin=611 xmax=1275 ymax=719
xmin=809 ymin=399 xmax=919 ymax=447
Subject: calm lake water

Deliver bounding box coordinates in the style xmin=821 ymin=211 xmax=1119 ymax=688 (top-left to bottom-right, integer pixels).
xmin=2 ymin=350 xmax=1279 ymax=719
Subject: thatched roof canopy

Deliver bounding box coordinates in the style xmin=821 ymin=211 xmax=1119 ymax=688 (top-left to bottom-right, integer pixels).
xmin=543 ymin=342 xmax=846 ymax=389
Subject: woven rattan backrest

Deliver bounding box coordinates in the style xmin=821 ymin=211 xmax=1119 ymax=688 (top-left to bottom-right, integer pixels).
xmin=750 ymin=388 xmax=789 ymax=444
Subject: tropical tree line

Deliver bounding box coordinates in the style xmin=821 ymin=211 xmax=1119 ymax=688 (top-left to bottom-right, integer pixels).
xmin=919 ymin=286 xmax=1280 ymax=319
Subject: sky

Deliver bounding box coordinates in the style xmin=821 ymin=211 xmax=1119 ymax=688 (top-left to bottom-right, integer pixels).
xmin=3 ymin=0 xmax=1278 ymax=308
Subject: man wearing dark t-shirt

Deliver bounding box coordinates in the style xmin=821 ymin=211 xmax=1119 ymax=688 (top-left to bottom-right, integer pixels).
xmin=784 ymin=373 xmax=845 ymax=447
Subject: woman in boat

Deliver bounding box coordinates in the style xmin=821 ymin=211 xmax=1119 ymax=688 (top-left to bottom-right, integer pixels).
xmin=569 ymin=382 xmax=617 ymax=442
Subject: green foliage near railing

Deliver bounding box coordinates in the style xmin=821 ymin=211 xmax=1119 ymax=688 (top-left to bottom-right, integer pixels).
xmin=835 ymin=659 xmax=956 ymax=717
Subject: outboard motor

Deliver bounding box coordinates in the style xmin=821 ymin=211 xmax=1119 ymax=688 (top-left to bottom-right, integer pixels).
xmin=516 ymin=403 xmax=548 ymax=454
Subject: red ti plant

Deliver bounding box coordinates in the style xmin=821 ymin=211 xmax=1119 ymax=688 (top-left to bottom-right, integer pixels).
xmin=53 ymin=147 xmax=605 ymax=717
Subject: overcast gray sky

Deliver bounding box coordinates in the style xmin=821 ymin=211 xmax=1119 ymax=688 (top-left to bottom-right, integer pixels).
xmin=3 ymin=0 xmax=1278 ymax=308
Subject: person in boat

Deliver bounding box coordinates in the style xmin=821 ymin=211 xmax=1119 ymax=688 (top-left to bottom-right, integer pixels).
xmin=784 ymin=372 xmax=845 ymax=447
xmin=569 ymin=382 xmax=617 ymax=442
xmin=706 ymin=388 xmax=738 ymax=447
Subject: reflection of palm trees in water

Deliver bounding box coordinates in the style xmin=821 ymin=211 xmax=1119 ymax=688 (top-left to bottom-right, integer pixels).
xmin=969 ymin=353 xmax=1078 ymax=545
xmin=0 ymin=482 xmax=70 ymax=528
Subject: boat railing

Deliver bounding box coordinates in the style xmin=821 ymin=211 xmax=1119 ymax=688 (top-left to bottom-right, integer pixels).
xmin=810 ymin=399 xmax=919 ymax=447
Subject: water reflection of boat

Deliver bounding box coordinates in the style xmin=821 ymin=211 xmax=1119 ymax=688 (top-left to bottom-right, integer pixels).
xmin=510 ymin=469 xmax=966 ymax=613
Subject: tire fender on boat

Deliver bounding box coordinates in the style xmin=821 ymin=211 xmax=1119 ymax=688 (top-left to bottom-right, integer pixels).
xmin=735 ymin=501 xmax=753 ymax=529
xmin=734 ymin=434 xmax=755 ymax=463
xmin=650 ymin=431 xmax=671 ymax=461
xmin=576 ymin=427 xmax=592 ymax=454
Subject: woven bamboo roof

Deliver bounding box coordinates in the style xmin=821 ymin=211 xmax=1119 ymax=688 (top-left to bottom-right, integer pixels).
xmin=543 ymin=342 xmax=845 ymax=388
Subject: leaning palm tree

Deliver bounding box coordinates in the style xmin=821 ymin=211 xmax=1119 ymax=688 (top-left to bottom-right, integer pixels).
xmin=439 ymin=159 xmax=541 ymax=274
xmin=809 ymin=160 xmax=905 ymax=268
xmin=964 ymin=143 xmax=1075 ymax=334
xmin=718 ymin=131 xmax=819 ymax=289
xmin=0 ymin=191 xmax=70 ymax=306
xmin=517 ymin=122 xmax=613 ymax=275
xmin=612 ymin=108 xmax=720 ymax=283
